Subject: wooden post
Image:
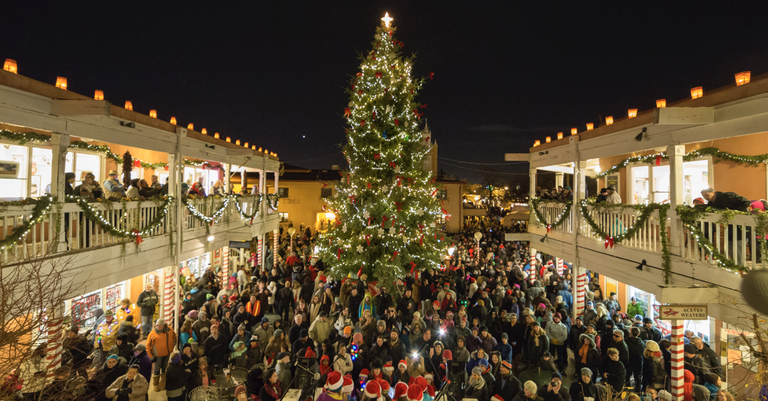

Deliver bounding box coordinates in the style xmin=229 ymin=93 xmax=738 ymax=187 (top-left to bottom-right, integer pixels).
xmin=162 ymin=266 xmax=175 ymax=324
xmin=671 ymin=320 xmax=685 ymax=400
xmin=574 ymin=269 xmax=588 ymax=318
xmin=241 ymin=170 xmax=247 ymax=194
xmin=51 ymin=133 xmax=70 ymax=251
xmin=667 ymin=145 xmax=685 ymax=255
xmin=529 ymin=167 xmax=537 ymax=201
xmin=224 ymin=163 xmax=231 ymax=194
xmin=555 ymin=172 xmax=564 ymax=189
xmin=45 ymin=303 xmax=65 ymax=380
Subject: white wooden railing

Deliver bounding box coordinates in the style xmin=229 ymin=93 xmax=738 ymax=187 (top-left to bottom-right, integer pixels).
xmin=678 ymin=211 xmax=761 ymax=270
xmin=579 ymin=204 xmax=664 ymax=253
xmin=534 ymin=201 xmax=573 ymax=234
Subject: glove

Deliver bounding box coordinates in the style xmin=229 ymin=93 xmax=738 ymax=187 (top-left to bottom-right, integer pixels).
xmin=126 ymin=388 xmax=132 ymax=394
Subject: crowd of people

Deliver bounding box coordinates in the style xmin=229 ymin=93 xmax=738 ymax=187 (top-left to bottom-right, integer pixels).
xmin=11 ymin=217 xmax=737 ymax=401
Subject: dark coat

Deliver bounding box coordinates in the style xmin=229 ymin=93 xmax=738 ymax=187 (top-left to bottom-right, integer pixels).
xmin=602 ymin=359 xmax=626 ymax=393
xmin=464 ymin=380 xmax=491 ymax=401
xmin=136 ymin=290 xmax=159 ymax=317
xmin=493 ymin=373 xmax=522 ymax=401
xmin=165 ymin=361 xmax=190 ymax=392
xmin=568 ymin=379 xmax=597 ymax=401
xmin=128 ymin=350 xmax=152 ymax=383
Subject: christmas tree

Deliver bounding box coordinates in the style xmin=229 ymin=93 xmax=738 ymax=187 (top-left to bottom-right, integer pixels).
xmin=318 ymin=13 xmax=448 ymax=286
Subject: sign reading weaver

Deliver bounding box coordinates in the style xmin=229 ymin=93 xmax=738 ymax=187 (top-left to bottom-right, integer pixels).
xmin=659 ymin=304 xmax=708 ymax=320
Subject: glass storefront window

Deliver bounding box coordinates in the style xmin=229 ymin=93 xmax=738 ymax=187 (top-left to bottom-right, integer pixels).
xmin=70 ymin=290 xmax=102 ymax=328
xmin=0 ymin=144 xmax=29 ymax=200
xmin=104 ymin=283 xmax=125 ymax=315
xmin=75 ymin=153 xmax=101 ymax=187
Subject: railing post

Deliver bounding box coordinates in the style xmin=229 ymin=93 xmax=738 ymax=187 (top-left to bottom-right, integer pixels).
xmin=51 ymin=133 xmax=70 ymax=252
xmin=668 ymin=145 xmax=685 ymax=255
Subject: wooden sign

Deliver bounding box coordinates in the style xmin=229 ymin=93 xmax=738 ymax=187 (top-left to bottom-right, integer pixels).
xmin=659 ymin=304 xmax=708 ymax=320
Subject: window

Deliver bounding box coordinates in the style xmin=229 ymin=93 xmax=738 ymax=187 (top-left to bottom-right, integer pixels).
xmin=278 ymin=187 xmax=289 ymax=197
xmin=279 ymin=212 xmax=289 ymax=222
xmin=437 ymin=189 xmax=448 ymax=199
xmin=321 ymin=187 xmax=333 ymax=198
xmin=436 ymin=213 xmax=446 ymax=225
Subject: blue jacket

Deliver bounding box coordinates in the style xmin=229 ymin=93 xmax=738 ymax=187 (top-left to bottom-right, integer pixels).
xmin=558 ymin=290 xmax=573 ymax=310
xmin=229 ymin=330 xmax=252 ymax=352
xmin=496 ymin=342 xmax=513 ymax=362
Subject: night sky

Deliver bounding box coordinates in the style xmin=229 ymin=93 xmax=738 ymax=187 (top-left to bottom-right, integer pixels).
xmin=3 ymin=2 xmax=768 ymax=183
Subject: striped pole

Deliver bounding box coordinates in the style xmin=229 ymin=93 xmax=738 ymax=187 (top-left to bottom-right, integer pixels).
xmin=556 ymin=258 xmax=564 ymax=276
xmin=163 ymin=267 xmax=175 ymax=324
xmin=257 ymin=237 xmax=263 ymax=267
xmin=45 ymin=304 xmax=65 ymax=380
xmin=222 ymin=246 xmax=230 ymax=287
xmin=575 ymin=270 xmax=588 ymax=317
xmin=670 ymin=320 xmax=685 ymax=401
xmin=273 ymin=229 xmax=279 ymax=268
xmin=528 ymin=247 xmax=537 ymax=284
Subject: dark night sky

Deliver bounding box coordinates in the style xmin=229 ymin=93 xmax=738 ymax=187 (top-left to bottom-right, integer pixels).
xmin=3 ymin=2 xmax=768 ymax=183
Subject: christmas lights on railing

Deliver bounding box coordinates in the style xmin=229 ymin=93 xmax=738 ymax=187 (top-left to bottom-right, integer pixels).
xmin=0 ymin=196 xmax=53 ymax=250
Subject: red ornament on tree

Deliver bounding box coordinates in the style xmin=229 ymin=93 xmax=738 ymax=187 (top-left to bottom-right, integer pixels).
xmin=394 ymin=119 xmax=399 ymax=126
xmin=344 ymin=107 xmax=351 ymax=117
xmin=428 ymin=72 xmax=435 ymax=80
xmin=375 ymin=72 xmax=382 ymax=79
xmin=374 ymin=153 xmax=380 ymax=160
xmin=372 ymin=111 xmax=376 ymax=120
xmin=360 ymin=119 xmax=366 ymax=127
xmin=391 ymin=251 xmax=399 ymax=260
xmin=357 ymin=90 xmax=363 ymax=95
xmin=367 ymin=182 xmax=371 ymax=189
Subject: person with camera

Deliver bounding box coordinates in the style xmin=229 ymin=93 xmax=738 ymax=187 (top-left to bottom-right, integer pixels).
xmin=537 ymin=372 xmax=569 ymax=400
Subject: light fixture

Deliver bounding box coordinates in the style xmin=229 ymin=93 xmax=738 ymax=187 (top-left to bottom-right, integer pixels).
xmin=690 ymin=87 xmax=703 ymax=99
xmin=125 ymin=101 xmax=133 ymax=110
xmin=605 ymin=116 xmax=613 ymax=125
xmin=201 ymin=128 xmax=207 ymax=135
xmin=636 ymin=259 xmax=646 ymax=271
xmin=226 ymin=137 xmax=231 ymax=143
xmin=187 ymin=123 xmax=194 ymax=130
xmin=214 ymin=133 xmax=220 ymax=139
xmin=94 ymin=90 xmax=104 ymax=100
xmin=382 ymin=12 xmax=393 ymax=28
xmin=3 ymin=59 xmax=17 ymax=74
xmin=235 ymin=139 xmax=241 ymax=145
xmin=264 ymin=149 xmax=268 ymax=154
xmin=252 ymin=145 xmax=256 ymax=150
xmin=628 ymin=108 xmax=637 ymax=118
xmin=170 ymin=116 xmax=177 ymax=125
xmin=571 ymin=128 xmax=577 ymax=135
xmin=540 ymin=234 xmax=547 ymax=243
xmin=557 ymin=132 xmax=563 ymax=140
xmin=258 ymin=147 xmax=262 ymax=152
xmin=207 ymin=235 xmax=214 ymax=242
xmin=120 ymin=121 xmax=136 ymax=128
xmin=545 ymin=136 xmax=551 ymax=143
xmin=656 ymin=99 xmax=666 ymax=108
xmin=586 ymin=123 xmax=594 ymax=131
xmin=735 ymin=71 xmax=751 ymax=86
xmin=244 ymin=142 xmax=249 ymax=148
xmin=533 ymin=140 xmax=540 ymax=147
xmin=55 ymin=76 xmax=68 ymax=90
xmin=634 ymin=127 xmax=647 ymax=142
xmin=149 ymin=109 xmax=157 ymax=118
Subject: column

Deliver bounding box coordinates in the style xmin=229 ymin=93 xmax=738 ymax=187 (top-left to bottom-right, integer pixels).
xmin=528 ymin=246 xmax=537 ymax=284
xmin=241 ymin=170 xmax=247 ymax=194
xmin=224 ymin=163 xmax=231 ymax=194
xmin=222 ymin=245 xmax=230 ymax=286
xmin=670 ymin=320 xmax=685 ymax=401
xmin=574 ymin=268 xmax=588 ymax=318
xmin=257 ymin=236 xmax=264 ymax=267
xmin=555 ymin=258 xmax=564 ymax=276
xmin=529 ymin=167 xmax=537 ymax=200
xmin=555 ymin=172 xmax=564 ymax=188
xmin=273 ymin=229 xmax=279 ymax=268
xmin=45 ymin=304 xmax=65 ymax=379
xmin=51 ymin=133 xmax=71 ymax=251
xmin=667 ymin=145 xmax=685 ymax=256
xmin=162 ymin=266 xmax=175 ymax=324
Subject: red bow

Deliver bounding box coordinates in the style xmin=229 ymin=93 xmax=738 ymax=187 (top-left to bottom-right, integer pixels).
xmin=382 ymin=215 xmax=389 ymax=227
xmin=397 ymin=176 xmax=402 ymax=187
xmin=394 ymin=119 xmax=399 ymax=126
xmin=164 ymin=165 xmax=169 ymax=171
xmin=441 ymin=208 xmax=448 ymax=215
xmin=389 ymin=161 xmax=396 ymax=168
xmin=419 ymin=234 xmax=424 ymax=246
xmin=360 ymin=119 xmax=366 ymax=126
xmin=349 ymin=195 xmax=356 ymax=204
xmin=372 ymin=111 xmax=376 ymax=120
xmin=351 ymin=84 xmax=355 ymax=90
xmin=410 ymin=261 xmax=416 ymax=273
xmin=375 ymin=72 xmax=382 ymax=79
xmin=365 ymin=235 xmax=371 ymax=246
xmin=132 ymin=229 xmax=142 ymax=245
xmin=337 ymin=248 xmax=344 ymax=260
xmin=418 ymin=224 xmax=425 ymax=233
xmin=425 ymin=136 xmax=430 ymax=142
xmin=374 ymin=153 xmax=380 ymax=160
xmin=604 ymin=236 xmax=615 ymax=249
xmin=344 ymin=107 xmax=351 ymax=117
xmin=367 ymin=183 xmax=371 ymax=189
xmin=395 ymin=202 xmax=402 ymax=212
xmin=391 ymin=251 xmax=399 ymax=261
xmin=357 ymin=90 xmax=363 ymax=95
xmin=391 ymin=216 xmax=396 ymax=227
xmin=428 ymin=72 xmax=434 ymax=80
xmin=367 ymin=217 xmax=372 ymax=226
xmin=546 ymin=225 xmax=552 ymax=233
xmin=210 ymin=220 xmax=214 ymax=226
xmin=656 ymin=155 xmax=662 ymax=166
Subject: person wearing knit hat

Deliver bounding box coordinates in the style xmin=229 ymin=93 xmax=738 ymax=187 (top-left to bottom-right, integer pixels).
xmin=394 ymin=382 xmax=408 ymax=401
xmin=406 ymin=384 xmax=423 ymax=401
xmin=376 ymin=379 xmax=390 ymax=397
xmin=522 ymin=381 xmax=537 ymax=398
xmin=273 ymin=328 xmax=283 ymax=338
xmin=363 ymin=379 xmax=382 ymax=401
xmin=305 ymin=347 xmax=316 ymax=359
xmin=322 ymin=371 xmax=345 ymax=396
xmin=490 ymin=395 xmax=504 ymax=401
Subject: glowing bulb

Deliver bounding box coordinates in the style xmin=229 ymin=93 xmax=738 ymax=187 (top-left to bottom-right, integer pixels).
xmin=125 ymin=101 xmax=133 ymax=110
xmin=207 ymin=235 xmax=214 ymax=242
xmin=557 ymin=132 xmax=563 ymax=140
xmin=382 ymin=12 xmax=393 ymax=27
xmin=187 ymin=123 xmax=194 ymax=130
xmin=586 ymin=123 xmax=594 ymax=131
xmin=226 ymin=137 xmax=231 ymax=143
xmin=94 ymin=90 xmax=104 ymax=100
xmin=605 ymin=116 xmax=613 ymax=125
xmin=214 ymin=133 xmax=220 ymax=139
xmin=149 ymin=109 xmax=157 ymax=118
xmin=690 ymin=87 xmax=703 ymax=99
xmin=656 ymin=99 xmax=666 ymax=108
xmin=735 ymin=71 xmax=751 ymax=86
xmin=571 ymin=128 xmax=577 ymax=135
xmin=55 ymin=76 xmax=67 ymax=90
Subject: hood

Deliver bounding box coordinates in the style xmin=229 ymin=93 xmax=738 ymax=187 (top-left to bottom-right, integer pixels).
xmin=684 ymin=370 xmax=695 ymax=383
xmin=102 ymin=356 xmax=127 ymax=371
xmin=579 ymin=333 xmax=595 ymax=347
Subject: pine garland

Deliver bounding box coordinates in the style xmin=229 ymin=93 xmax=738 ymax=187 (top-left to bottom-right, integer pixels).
xmin=579 ymin=201 xmax=661 ymax=244
xmin=676 ymin=205 xmax=749 ymax=273
xmin=265 ymin=194 xmax=279 ymax=212
xmin=0 ymin=196 xmax=53 ymax=250
xmin=657 ymin=204 xmax=672 ymax=284
xmin=530 ymin=198 xmax=572 ymax=232
xmin=182 ymin=196 xmax=230 ymax=224
xmin=0 ymin=129 xmax=51 ymax=145
xmin=67 ymin=195 xmax=174 ymax=243
xmin=235 ymin=196 xmax=260 ymax=220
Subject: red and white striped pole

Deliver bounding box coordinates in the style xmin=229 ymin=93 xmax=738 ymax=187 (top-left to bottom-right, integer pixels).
xmin=257 ymin=237 xmax=263 ymax=267
xmin=528 ymin=247 xmax=537 ymax=284
xmin=45 ymin=304 xmax=65 ymax=379
xmin=222 ymin=246 xmax=230 ymax=287
xmin=670 ymin=320 xmax=685 ymax=401
xmin=556 ymin=258 xmax=564 ymax=276
xmin=575 ymin=270 xmax=588 ymax=317
xmin=273 ymin=229 xmax=279 ymax=268
xmin=163 ymin=267 xmax=175 ymax=324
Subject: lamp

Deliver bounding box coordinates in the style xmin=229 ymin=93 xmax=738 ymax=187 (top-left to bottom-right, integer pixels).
xmin=545 ymin=136 xmax=551 ymax=143
xmin=207 ymin=235 xmax=214 ymax=242
xmin=656 ymin=99 xmax=666 ymax=108
xmin=94 ymin=90 xmax=104 ymax=100
xmin=634 ymin=127 xmax=647 ymax=142
xmin=533 ymin=140 xmax=540 ymax=147
xmin=125 ymin=101 xmax=133 ymax=111
xmin=605 ymin=116 xmax=613 ymax=125
xmin=690 ymin=87 xmax=703 ymax=99
xmin=55 ymin=77 xmax=68 ymax=90
xmin=735 ymin=71 xmax=751 ymax=86
xmin=201 ymin=128 xmax=207 ymax=135
xmin=214 ymin=133 xmax=220 ymax=139
xmin=235 ymin=139 xmax=241 ymax=145
xmin=571 ymin=128 xmax=577 ymax=135
xmin=636 ymin=259 xmax=646 ymax=271
xmin=557 ymin=132 xmax=563 ymax=140
xmin=226 ymin=137 xmax=231 ymax=143
xmin=628 ymin=109 xmax=637 ymax=118
xmin=244 ymin=142 xmax=249 ymax=148
xmin=149 ymin=109 xmax=157 ymax=118
xmin=3 ymin=59 xmax=17 ymax=74
xmin=252 ymin=145 xmax=256 ymax=150
xmin=187 ymin=123 xmax=194 ymax=130
xmin=170 ymin=116 xmax=177 ymax=125
xmin=258 ymin=147 xmax=262 ymax=152
xmin=540 ymin=234 xmax=547 ymax=243
xmin=586 ymin=123 xmax=593 ymax=131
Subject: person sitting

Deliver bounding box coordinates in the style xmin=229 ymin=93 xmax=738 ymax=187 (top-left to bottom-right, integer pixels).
xmin=126 ymin=179 xmax=141 ymax=200
xmin=74 ymin=172 xmax=103 ymax=200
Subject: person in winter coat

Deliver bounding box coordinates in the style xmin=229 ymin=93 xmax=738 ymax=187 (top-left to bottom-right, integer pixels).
xmin=128 ymin=344 xmax=152 ymax=383
xmin=569 ymin=317 xmax=588 ymax=353
xmin=610 ymin=330 xmax=630 ymax=376
xmin=575 ymin=333 xmax=601 ymax=381
xmin=526 ymin=322 xmax=549 ymax=367
xmin=145 ymin=318 xmax=177 ymax=390
xmin=204 ymin=324 xmax=228 ymax=371
xmin=165 ymin=352 xmax=191 ymax=401
xmin=496 ymin=333 xmax=513 ymax=363
xmin=181 ymin=343 xmax=199 ymax=377
xmin=642 ymin=340 xmax=668 ymax=392
xmin=104 ymin=365 xmax=149 ymax=401
xmin=90 ymin=355 xmax=128 ymax=401
xmin=569 ymin=367 xmax=598 ymax=401
xmin=118 ymin=316 xmax=139 ymax=344
xmin=276 ymin=281 xmax=295 ymax=322
xmin=310 ymin=311 xmax=333 ymax=347
xmin=455 ymin=336 xmax=471 ymax=363
xmin=275 ymin=352 xmax=293 ymax=388
xmin=108 ymin=334 xmax=135 ymax=362
xmin=601 ymin=348 xmax=626 ymax=394
xmin=544 ymin=313 xmax=568 ymax=372
xmin=261 ymin=369 xmax=283 ymax=401
xmin=136 ymin=284 xmax=159 ymax=338
xmin=625 ymin=327 xmax=646 ymax=387
xmin=464 ymin=367 xmax=491 ymax=401
xmin=229 ymin=324 xmax=252 ymax=352
xmin=692 ymin=337 xmax=723 ymax=380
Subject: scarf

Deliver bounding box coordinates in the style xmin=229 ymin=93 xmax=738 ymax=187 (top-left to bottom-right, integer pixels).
xmin=532 ymin=331 xmax=541 ymax=347
xmin=265 ymin=382 xmax=282 ymax=399
xmin=579 ymin=343 xmax=590 ymax=364
xmin=468 ymin=376 xmax=484 ymax=390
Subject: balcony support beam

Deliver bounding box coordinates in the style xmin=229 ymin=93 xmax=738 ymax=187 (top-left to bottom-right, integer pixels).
xmin=668 ymin=145 xmax=685 ymax=255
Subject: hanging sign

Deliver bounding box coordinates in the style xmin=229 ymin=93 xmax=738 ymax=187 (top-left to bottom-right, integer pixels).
xmin=659 ymin=304 xmax=708 ymax=320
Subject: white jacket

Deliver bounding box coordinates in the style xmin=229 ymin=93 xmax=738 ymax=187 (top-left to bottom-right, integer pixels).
xmin=333 ymin=353 xmax=353 ymax=375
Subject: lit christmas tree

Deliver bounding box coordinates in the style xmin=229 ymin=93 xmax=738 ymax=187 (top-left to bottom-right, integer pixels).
xmin=318 ymin=13 xmax=448 ymax=286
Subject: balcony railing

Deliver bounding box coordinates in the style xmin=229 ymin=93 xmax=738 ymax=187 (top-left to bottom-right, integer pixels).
xmin=0 ymin=195 xmax=268 ymax=264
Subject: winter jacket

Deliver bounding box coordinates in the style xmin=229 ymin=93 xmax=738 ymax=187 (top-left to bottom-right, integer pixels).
xmin=334 ymin=353 xmax=354 ymax=375
xmin=136 ymin=290 xmax=159 ymax=317
xmin=95 ymin=319 xmax=120 ymax=350
xmin=309 ymin=316 xmax=333 ymax=345
xmin=493 ymin=373 xmax=522 ymax=401
xmin=104 ymin=373 xmax=149 ymax=401
xmin=464 ymin=377 xmax=491 ymax=401
xmin=165 ymin=361 xmax=190 ymax=394
xmin=146 ymin=325 xmax=176 ymax=359
xmin=253 ymin=325 xmax=275 ymax=355
xmin=625 ymin=337 xmax=646 ymax=364
xmin=642 ymin=355 xmax=668 ymax=391
xmin=204 ymin=334 xmax=228 ymax=367
xmin=568 ymin=379 xmax=597 ymax=401
xmin=527 ymin=332 xmax=549 ymax=364
xmin=128 ymin=351 xmax=152 ymax=383
xmin=602 ymin=359 xmax=626 ymax=393
xmin=544 ymin=321 xmax=568 ymax=345
xmin=496 ymin=342 xmax=513 ymax=363
xmin=480 ymin=334 xmax=498 ymax=355
xmin=454 ymin=346 xmax=470 ymax=363
xmin=697 ymin=343 xmax=723 ymax=380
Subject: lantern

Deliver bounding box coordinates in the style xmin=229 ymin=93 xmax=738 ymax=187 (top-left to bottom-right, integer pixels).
xmin=244 ymin=142 xmax=249 ymax=148
xmin=170 ymin=116 xmax=177 ymax=125
xmin=214 ymin=133 xmax=220 ymax=139
xmin=557 ymin=132 xmax=563 ymax=140
xmin=149 ymin=109 xmax=157 ymax=118
xmin=252 ymin=145 xmax=256 ymax=150
xmin=586 ymin=123 xmax=594 ymax=131
xmin=201 ymin=128 xmax=207 ymax=135
xmin=690 ymin=87 xmax=703 ymax=99
xmin=226 ymin=137 xmax=231 ymax=142
xmin=735 ymin=71 xmax=751 ymax=86
xmin=264 ymin=149 xmax=268 ymax=154
xmin=656 ymin=99 xmax=666 ymax=108
xmin=187 ymin=123 xmax=194 ymax=130
xmin=258 ymin=147 xmax=262 ymax=152
xmin=3 ymin=59 xmax=17 ymax=74
xmin=235 ymin=139 xmax=241 ymax=145
xmin=94 ymin=90 xmax=104 ymax=100
xmin=125 ymin=101 xmax=133 ymax=111
xmin=545 ymin=136 xmax=551 ymax=143
xmin=571 ymin=128 xmax=577 ymax=135
xmin=533 ymin=140 xmax=540 ymax=147
xmin=55 ymin=77 xmax=68 ymax=90
xmin=628 ymin=108 xmax=637 ymax=118
xmin=605 ymin=116 xmax=613 ymax=125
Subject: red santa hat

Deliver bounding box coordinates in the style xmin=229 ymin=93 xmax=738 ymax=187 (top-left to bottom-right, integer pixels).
xmin=407 ymin=385 xmax=423 ymax=401
xmin=491 ymin=395 xmax=504 ymax=401
xmin=394 ymin=382 xmax=408 ymax=400
xmin=383 ymin=361 xmax=394 ymax=374
xmin=342 ymin=375 xmax=354 ymax=394
xmin=359 ymin=368 xmax=370 ymax=378
xmin=377 ymin=379 xmax=390 ymax=395
xmin=364 ymin=380 xmax=381 ymax=400
xmin=325 ymin=371 xmax=344 ymax=393
xmin=414 ymin=377 xmax=434 ymax=398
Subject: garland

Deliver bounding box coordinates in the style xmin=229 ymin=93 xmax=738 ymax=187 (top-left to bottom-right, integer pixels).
xmin=579 ymin=201 xmax=661 ymax=247
xmin=657 ymin=205 xmax=672 ymax=284
xmin=235 ymin=197 xmax=260 ymax=222
xmin=0 ymin=129 xmax=51 ymax=145
xmin=676 ymin=205 xmax=750 ymax=273
xmin=265 ymin=194 xmax=280 ymax=211
xmin=530 ymin=198 xmax=572 ymax=233
xmin=183 ymin=196 xmax=230 ymax=225
xmin=67 ymin=195 xmax=174 ymax=244
xmin=0 ymin=196 xmax=53 ymax=250
xmin=596 ymin=147 xmax=768 ymax=179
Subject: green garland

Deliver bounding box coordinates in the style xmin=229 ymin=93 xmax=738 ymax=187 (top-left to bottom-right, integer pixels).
xmin=596 ymin=147 xmax=768 ymax=179
xmin=235 ymin=196 xmax=260 ymax=221
xmin=67 ymin=195 xmax=174 ymax=243
xmin=265 ymin=194 xmax=279 ymax=211
xmin=579 ymin=200 xmax=660 ymax=244
xmin=0 ymin=196 xmax=53 ymax=250
xmin=0 ymin=129 xmax=51 ymax=145
xmin=658 ymin=205 xmax=672 ymax=284
xmin=182 ymin=196 xmax=230 ymax=224
xmin=530 ymin=198 xmax=572 ymax=232
xmin=676 ymin=205 xmax=751 ymax=273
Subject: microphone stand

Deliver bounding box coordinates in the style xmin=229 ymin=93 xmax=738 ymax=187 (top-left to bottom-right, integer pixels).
xmin=302 ymin=352 xmax=345 ymax=401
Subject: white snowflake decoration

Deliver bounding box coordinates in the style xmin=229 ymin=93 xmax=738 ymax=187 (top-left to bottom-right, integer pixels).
xmin=389 ymin=227 xmax=396 ymax=235
xmin=403 ymin=236 xmax=408 ymax=244
xmin=357 ymin=245 xmax=364 ymax=253
xmin=381 ymin=185 xmax=389 ymax=193
xmin=416 ymin=209 xmax=424 ymax=216
xmin=378 ymin=228 xmax=385 ymax=236
xmin=363 ymin=210 xmax=370 ymax=220
xmin=342 ymin=224 xmax=348 ymax=233
xmin=394 ymin=166 xmax=400 ymax=173
xmin=429 ymin=222 xmax=436 ymax=228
